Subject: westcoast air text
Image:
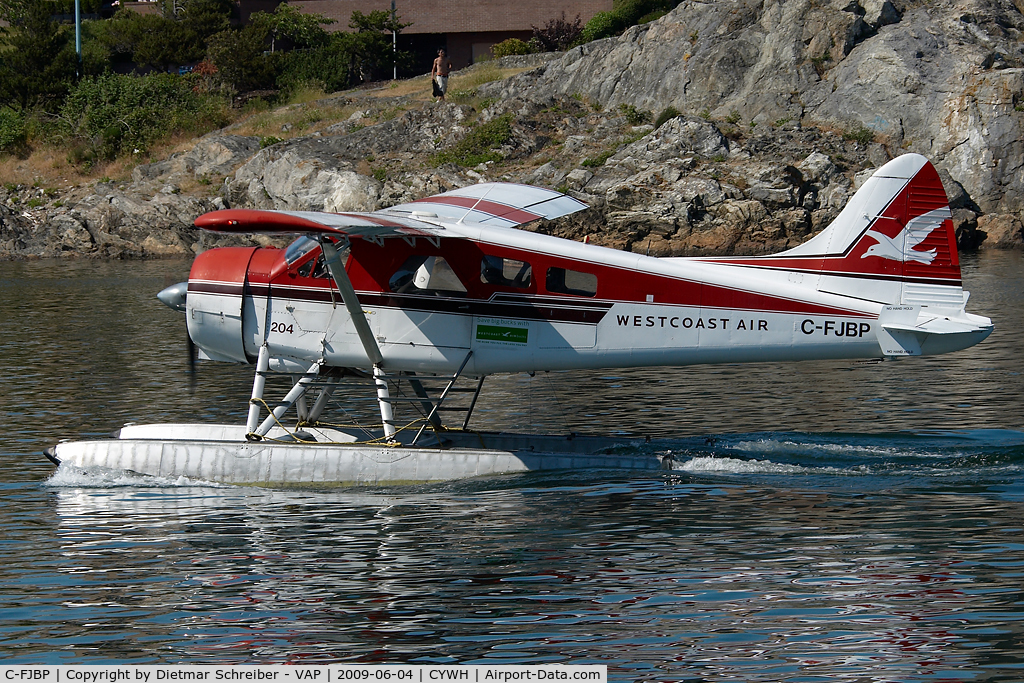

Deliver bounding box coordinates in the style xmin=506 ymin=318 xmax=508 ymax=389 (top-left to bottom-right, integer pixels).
xmin=616 ymin=314 xmax=768 ymax=331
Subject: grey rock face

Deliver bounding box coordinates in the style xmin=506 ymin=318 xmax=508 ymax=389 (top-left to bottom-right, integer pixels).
xmin=6 ymin=0 xmax=1024 ymax=260
xmin=484 ymin=0 xmax=1024 ymax=215
xmin=232 ymin=147 xmax=381 ymax=212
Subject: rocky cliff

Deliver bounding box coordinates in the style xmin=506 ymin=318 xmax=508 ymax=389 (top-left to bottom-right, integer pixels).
xmin=2 ymin=0 xmax=1023 ymax=260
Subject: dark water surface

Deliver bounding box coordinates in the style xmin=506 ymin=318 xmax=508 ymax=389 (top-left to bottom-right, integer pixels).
xmin=1 ymin=252 xmax=1023 ymax=680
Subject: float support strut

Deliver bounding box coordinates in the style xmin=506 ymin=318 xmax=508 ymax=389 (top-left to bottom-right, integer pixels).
xmin=374 ymin=365 xmax=397 ymax=440
xmin=246 ymin=344 xmax=271 ymax=434
xmin=253 ymin=360 xmax=322 ymax=438
xmin=303 ymin=382 xmax=338 ymax=425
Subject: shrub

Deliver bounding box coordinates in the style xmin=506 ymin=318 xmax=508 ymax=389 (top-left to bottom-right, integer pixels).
xmin=59 ymin=73 xmax=229 ymax=162
xmin=843 ymin=126 xmax=875 ymax=145
xmin=654 ymin=106 xmax=681 ymax=128
xmin=581 ymin=0 xmax=679 ymax=42
xmin=638 ymin=9 xmax=668 ymax=23
xmin=581 ymin=149 xmax=615 ymax=167
xmin=277 ymin=45 xmax=353 ymax=94
xmin=532 ymin=13 xmax=584 ymax=52
xmin=580 ymin=11 xmax=622 ymax=42
xmin=0 ymin=109 xmax=27 ymax=155
xmin=619 ymin=103 xmax=651 ymax=125
xmin=492 ymin=38 xmax=533 ymax=59
xmin=432 ymin=114 xmax=514 ymax=167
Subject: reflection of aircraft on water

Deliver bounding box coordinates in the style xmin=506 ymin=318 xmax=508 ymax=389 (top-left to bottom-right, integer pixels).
xmin=46 ymin=154 xmax=992 ymax=485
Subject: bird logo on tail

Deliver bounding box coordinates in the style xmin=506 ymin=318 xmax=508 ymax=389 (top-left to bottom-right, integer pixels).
xmin=861 ymin=208 xmax=951 ymax=265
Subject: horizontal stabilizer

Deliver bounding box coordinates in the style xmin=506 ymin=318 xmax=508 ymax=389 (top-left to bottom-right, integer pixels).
xmin=876 ymin=304 xmax=993 ymax=356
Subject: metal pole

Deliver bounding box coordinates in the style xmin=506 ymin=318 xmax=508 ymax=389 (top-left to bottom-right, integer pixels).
xmin=74 ymin=0 xmax=81 ymax=78
xmin=391 ymin=0 xmax=397 ymax=81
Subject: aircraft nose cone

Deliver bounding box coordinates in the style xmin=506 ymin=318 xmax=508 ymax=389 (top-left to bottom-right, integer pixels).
xmin=157 ymin=282 xmax=188 ymax=311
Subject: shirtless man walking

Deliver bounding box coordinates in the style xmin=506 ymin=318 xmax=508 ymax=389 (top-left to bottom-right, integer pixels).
xmin=432 ymin=48 xmax=452 ymax=101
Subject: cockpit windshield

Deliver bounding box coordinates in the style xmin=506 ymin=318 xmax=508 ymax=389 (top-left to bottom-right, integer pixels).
xmin=284 ymin=236 xmax=319 ymax=265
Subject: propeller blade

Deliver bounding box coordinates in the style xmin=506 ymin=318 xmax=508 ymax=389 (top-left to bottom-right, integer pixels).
xmin=186 ymin=332 xmax=197 ymax=394
xmin=156 ymin=281 xmax=194 ymax=391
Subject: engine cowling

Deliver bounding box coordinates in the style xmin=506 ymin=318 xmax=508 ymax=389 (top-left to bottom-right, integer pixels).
xmin=186 ymin=247 xmax=258 ymax=363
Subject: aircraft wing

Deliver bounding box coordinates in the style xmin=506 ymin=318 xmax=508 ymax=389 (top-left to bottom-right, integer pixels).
xmin=193 ymin=208 xmax=444 ymax=241
xmin=195 ymin=183 xmax=586 ymax=238
xmin=382 ymin=182 xmax=588 ymax=228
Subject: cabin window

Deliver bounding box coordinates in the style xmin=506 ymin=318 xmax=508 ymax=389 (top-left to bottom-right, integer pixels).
xmin=296 ymin=254 xmax=330 ymax=279
xmin=390 ymin=255 xmax=468 ymax=296
xmin=546 ymin=267 xmax=597 ymax=297
xmin=481 ymin=255 xmax=532 ymax=288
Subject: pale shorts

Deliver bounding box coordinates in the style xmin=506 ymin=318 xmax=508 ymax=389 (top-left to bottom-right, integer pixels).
xmin=435 ymin=75 xmax=449 ymax=95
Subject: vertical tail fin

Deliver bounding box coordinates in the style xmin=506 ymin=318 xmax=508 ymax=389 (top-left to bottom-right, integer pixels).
xmin=747 ymin=154 xmax=964 ymax=307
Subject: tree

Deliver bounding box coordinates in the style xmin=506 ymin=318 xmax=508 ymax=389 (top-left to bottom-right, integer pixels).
xmin=206 ymin=23 xmax=276 ymax=92
xmin=250 ymin=2 xmax=333 ymax=52
xmin=178 ymin=0 xmax=234 ymax=45
xmin=340 ymin=9 xmax=411 ymax=83
xmin=100 ymin=9 xmax=195 ymax=69
xmin=0 ymin=0 xmax=77 ymax=110
xmin=98 ymin=0 xmax=232 ymax=70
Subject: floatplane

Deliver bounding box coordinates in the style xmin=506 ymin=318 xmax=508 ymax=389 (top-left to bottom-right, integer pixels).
xmin=46 ymin=153 xmax=992 ymax=484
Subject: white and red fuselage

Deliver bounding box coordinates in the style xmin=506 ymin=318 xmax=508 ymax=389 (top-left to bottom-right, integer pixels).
xmin=185 ymin=154 xmax=992 ymax=377
xmin=42 ymin=154 xmax=995 ymax=484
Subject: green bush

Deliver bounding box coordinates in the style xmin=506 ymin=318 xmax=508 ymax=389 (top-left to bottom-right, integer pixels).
xmin=581 ymin=0 xmax=679 ymax=43
xmin=432 ymin=114 xmax=514 ymax=167
xmin=492 ymin=38 xmax=532 ymax=59
xmin=654 ymin=106 xmax=681 ymax=128
xmin=580 ymin=11 xmax=622 ymax=42
xmin=619 ymin=103 xmax=651 ymax=125
xmin=581 ymin=149 xmax=615 ymax=167
xmin=277 ymin=43 xmax=356 ymax=94
xmin=638 ymin=9 xmax=668 ymax=23
xmin=843 ymin=126 xmax=875 ymax=145
xmin=59 ymin=73 xmax=229 ymax=163
xmin=0 ymin=109 xmax=27 ymax=155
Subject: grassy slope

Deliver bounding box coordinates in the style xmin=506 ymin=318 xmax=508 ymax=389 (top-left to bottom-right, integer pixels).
xmin=0 ymin=62 xmax=534 ymax=193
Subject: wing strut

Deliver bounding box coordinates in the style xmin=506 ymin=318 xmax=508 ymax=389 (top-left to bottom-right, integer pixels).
xmin=320 ymin=236 xmax=383 ymax=366
xmin=320 ymin=236 xmax=400 ymax=440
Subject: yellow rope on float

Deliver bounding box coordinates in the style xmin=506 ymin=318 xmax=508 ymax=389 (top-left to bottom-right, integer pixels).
xmin=248 ymin=397 xmax=435 ymax=446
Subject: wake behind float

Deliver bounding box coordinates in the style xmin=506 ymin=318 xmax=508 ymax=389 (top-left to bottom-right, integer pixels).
xmin=46 ymin=154 xmax=992 ymax=485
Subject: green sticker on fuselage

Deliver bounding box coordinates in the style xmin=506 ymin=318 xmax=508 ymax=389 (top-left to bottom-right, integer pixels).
xmin=476 ymin=324 xmax=529 ymax=344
